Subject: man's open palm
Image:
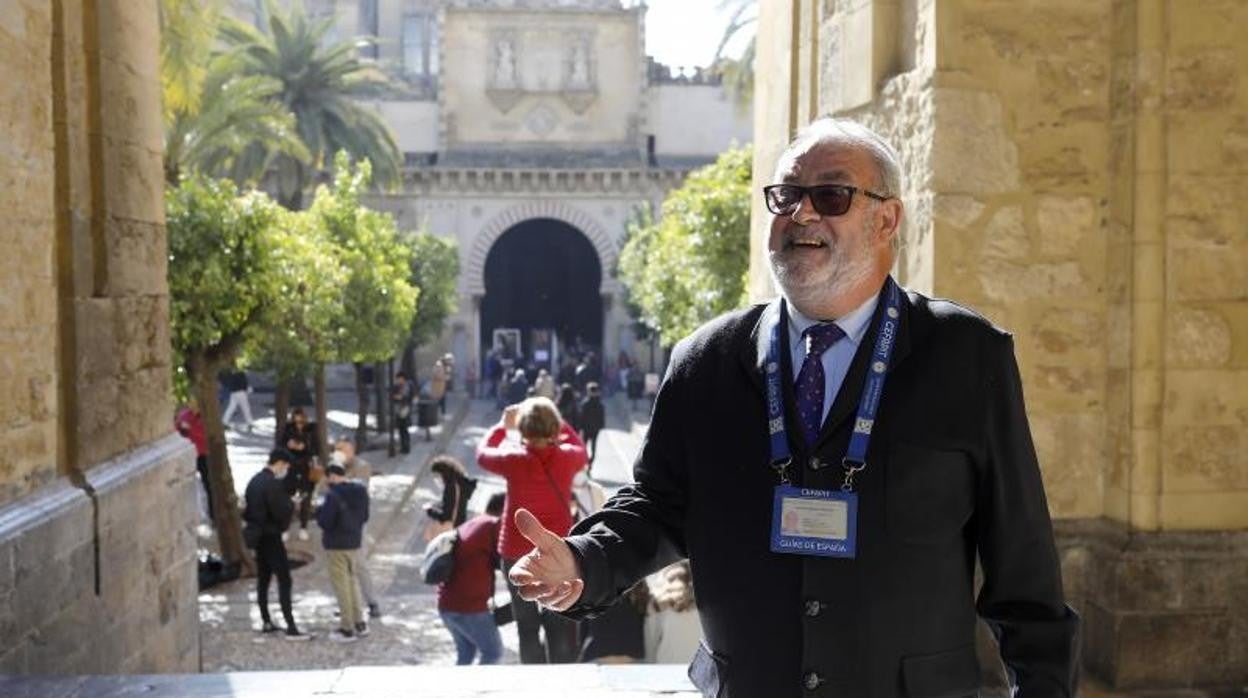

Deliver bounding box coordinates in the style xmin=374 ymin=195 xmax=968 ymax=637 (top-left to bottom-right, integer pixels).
xmin=508 ymin=508 xmax=584 ymax=611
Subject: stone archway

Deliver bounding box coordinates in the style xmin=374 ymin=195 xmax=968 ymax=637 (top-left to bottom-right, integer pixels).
xmin=465 ymin=201 xmax=617 ymax=296
xmin=479 ymin=218 xmax=604 ymax=378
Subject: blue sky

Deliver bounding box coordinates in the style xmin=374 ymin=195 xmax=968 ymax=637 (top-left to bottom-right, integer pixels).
xmin=643 ymin=0 xmax=755 ymax=70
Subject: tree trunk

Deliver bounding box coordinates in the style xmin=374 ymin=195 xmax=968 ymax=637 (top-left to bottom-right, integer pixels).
xmin=400 ymin=339 xmax=416 ymax=379
xmin=190 ymin=353 xmax=255 ymax=576
xmin=353 ymin=362 xmax=368 ymax=451
xmin=274 ymin=378 xmax=291 ymax=447
xmin=314 ymin=363 xmax=329 ymax=465
xmin=386 ymin=359 xmax=396 ymax=458
xmin=373 ymin=361 xmax=388 ymax=434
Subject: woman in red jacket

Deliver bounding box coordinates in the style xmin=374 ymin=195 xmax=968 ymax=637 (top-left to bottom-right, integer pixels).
xmin=477 ymin=397 xmax=587 ymax=664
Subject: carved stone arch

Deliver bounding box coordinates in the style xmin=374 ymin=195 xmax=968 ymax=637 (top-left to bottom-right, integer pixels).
xmin=465 ymin=201 xmax=618 ymax=296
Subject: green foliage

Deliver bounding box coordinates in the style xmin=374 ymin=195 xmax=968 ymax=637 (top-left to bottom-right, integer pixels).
xmin=618 ymin=145 xmax=753 ymax=347
xmin=312 ymin=152 xmax=419 ymax=364
xmin=407 ymin=232 xmax=460 ymax=349
xmin=220 ymin=0 xmax=401 ymax=208
xmin=167 ymin=176 xmax=281 ymax=354
xmin=166 ymin=176 xmax=283 ymax=394
xmin=243 ymin=205 xmax=349 ymax=380
xmin=158 ymin=0 xmax=225 ymax=121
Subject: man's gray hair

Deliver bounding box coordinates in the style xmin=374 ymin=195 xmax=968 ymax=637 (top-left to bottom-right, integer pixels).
xmin=776 ymin=118 xmax=903 ymax=197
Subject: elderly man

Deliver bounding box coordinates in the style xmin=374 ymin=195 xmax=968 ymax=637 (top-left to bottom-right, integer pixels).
xmin=508 ymin=118 xmax=1079 ymax=696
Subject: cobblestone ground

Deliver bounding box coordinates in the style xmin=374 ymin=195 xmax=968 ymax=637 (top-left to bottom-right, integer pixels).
xmin=198 ymin=389 xmax=647 ymax=672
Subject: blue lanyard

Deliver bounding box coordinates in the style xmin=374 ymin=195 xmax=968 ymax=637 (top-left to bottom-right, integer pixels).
xmin=764 ymin=277 xmax=902 ymax=491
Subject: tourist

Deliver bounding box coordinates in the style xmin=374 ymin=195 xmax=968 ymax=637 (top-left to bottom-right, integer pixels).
xmin=477 ymin=398 xmax=585 ymax=664
xmin=242 ymin=449 xmax=310 ymax=641
xmin=424 ymin=455 xmax=477 ymax=542
xmin=555 ymin=383 xmax=580 ymax=435
xmin=174 ymin=399 xmax=212 ymax=521
xmin=577 ymin=382 xmax=605 ymax=467
xmin=533 ymin=368 xmax=556 ymax=400
xmin=391 ymin=371 xmax=414 ymax=454
xmin=219 ymin=367 xmax=253 ymax=432
xmin=437 ymin=492 xmax=507 ymax=665
xmin=317 ymin=461 xmax=370 ymax=643
xmin=332 ymin=439 xmax=380 ymax=619
xmin=278 ymin=407 xmax=316 ymax=540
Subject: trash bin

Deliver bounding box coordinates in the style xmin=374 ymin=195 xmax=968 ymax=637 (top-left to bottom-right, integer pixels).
xmin=416 ymin=399 xmax=439 ymax=441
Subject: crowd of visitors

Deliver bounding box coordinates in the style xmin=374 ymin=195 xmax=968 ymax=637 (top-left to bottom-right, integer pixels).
xmin=176 ymin=350 xmax=698 ymax=666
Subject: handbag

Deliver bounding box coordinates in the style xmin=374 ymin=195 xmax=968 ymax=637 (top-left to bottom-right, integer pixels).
xmin=308 ymin=462 xmax=325 ymax=484
xmin=420 ymin=528 xmax=458 ymax=584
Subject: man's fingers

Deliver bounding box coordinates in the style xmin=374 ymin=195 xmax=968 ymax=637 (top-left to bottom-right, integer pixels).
xmin=541 ymin=580 xmax=584 ymax=611
xmin=514 ymin=508 xmax=562 ymax=551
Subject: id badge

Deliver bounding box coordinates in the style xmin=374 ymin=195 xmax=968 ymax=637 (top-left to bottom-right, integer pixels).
xmin=770 ymin=485 xmax=857 ymax=558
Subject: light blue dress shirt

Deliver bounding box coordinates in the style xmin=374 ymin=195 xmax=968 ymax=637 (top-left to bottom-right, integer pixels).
xmin=786 ymin=294 xmax=880 ymax=424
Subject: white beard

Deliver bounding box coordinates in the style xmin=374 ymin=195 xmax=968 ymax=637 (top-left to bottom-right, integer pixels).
xmin=768 ymin=221 xmax=877 ymax=317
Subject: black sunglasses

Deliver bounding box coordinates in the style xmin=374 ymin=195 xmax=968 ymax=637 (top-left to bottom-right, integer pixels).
xmin=763 ymin=184 xmax=889 ymax=217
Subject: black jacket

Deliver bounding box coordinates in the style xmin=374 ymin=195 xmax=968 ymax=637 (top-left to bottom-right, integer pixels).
xmin=243 ymin=469 xmax=294 ymax=537
xmin=426 ymin=471 xmax=477 ymax=526
xmin=565 ymin=282 xmax=1079 ymax=698
xmin=316 ymin=481 xmax=370 ymax=550
xmin=578 ymin=396 xmax=606 ymax=436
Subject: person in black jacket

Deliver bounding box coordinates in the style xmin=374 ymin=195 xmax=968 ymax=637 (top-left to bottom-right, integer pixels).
xmin=242 ymin=449 xmax=310 ymax=640
xmin=577 ymin=383 xmax=606 ymax=468
xmin=317 ymin=463 xmax=371 ymax=643
xmin=505 ymin=118 xmax=1078 ymax=697
xmin=424 ymin=455 xmax=477 ymax=533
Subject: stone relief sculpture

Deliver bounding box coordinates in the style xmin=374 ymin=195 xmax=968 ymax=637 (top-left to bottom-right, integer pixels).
xmin=495 ymin=37 xmax=518 ymax=87
xmin=569 ymin=41 xmax=590 ymax=87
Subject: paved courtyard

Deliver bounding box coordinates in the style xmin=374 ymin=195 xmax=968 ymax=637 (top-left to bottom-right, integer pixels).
xmin=197 ymin=387 xmax=648 ymax=672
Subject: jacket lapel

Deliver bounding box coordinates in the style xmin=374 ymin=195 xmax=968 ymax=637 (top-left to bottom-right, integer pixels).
xmin=738 ymin=298 xmax=782 ymax=396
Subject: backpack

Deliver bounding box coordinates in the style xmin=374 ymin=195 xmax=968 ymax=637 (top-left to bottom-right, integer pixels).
xmin=420 ymin=527 xmax=458 ymax=585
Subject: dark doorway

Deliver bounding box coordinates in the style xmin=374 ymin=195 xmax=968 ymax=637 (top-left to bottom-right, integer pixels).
xmin=481 ymin=218 xmax=602 ymax=368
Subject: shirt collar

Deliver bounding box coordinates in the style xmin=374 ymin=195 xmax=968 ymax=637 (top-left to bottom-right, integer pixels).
xmin=786 ymin=292 xmax=880 ymax=349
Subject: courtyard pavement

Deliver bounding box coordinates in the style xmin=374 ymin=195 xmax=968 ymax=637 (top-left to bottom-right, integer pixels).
xmin=197 ymin=389 xmax=648 ymax=672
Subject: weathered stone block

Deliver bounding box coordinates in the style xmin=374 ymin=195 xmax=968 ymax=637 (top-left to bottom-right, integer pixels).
xmin=1166 ymin=305 xmax=1233 ymax=368
xmin=979 ymin=205 xmax=1029 ymax=260
xmin=100 ymin=137 xmax=164 ymax=225
xmin=931 ymin=88 xmax=1020 ymax=194
xmin=107 ymin=220 xmax=168 ymax=298
xmin=1035 ymin=195 xmax=1097 ymax=257
xmin=1165 ymin=48 xmax=1237 ymax=111
xmin=1162 ymin=369 xmax=1248 ymax=427
xmin=1168 ymin=243 xmax=1248 ymax=302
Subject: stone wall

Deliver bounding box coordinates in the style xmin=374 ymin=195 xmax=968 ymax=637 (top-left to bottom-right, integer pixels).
xmin=753 ymin=0 xmax=1248 ymax=689
xmin=0 ymin=0 xmax=199 ymax=674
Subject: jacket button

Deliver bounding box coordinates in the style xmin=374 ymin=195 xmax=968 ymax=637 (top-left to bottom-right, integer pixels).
xmin=804 ymin=599 xmax=823 ymax=617
xmin=809 ymin=456 xmax=824 ymax=470
xmin=803 ymin=671 xmax=824 ymax=691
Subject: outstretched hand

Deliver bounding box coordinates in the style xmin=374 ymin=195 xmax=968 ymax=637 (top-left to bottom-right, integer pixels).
xmin=508 ymin=508 xmax=584 ymax=611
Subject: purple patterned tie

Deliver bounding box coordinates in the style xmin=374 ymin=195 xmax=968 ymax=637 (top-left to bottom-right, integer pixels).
xmin=794 ymin=323 xmax=845 ymax=447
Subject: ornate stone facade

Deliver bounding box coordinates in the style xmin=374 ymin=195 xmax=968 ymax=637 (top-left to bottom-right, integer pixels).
xmin=0 ymin=0 xmax=198 ymax=674
xmin=272 ymin=0 xmax=754 ymax=371
xmin=753 ymin=0 xmax=1248 ymax=690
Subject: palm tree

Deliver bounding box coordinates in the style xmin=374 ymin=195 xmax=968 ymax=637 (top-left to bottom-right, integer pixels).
xmin=160 ymin=0 xmax=311 ymax=186
xmin=164 ymin=68 xmax=312 ymax=186
xmin=220 ymin=0 xmax=402 ymax=211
